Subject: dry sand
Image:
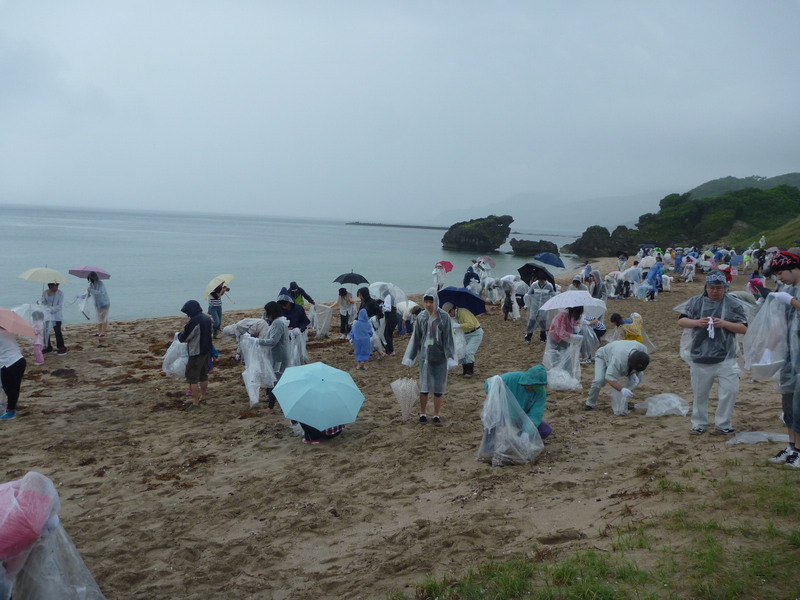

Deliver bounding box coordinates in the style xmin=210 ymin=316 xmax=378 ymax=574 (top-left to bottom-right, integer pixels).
xmin=3 ymin=257 xmax=786 ymax=599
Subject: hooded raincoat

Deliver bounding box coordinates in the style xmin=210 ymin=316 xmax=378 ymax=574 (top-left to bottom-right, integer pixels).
xmin=402 ymin=306 xmax=455 ymax=394
xmin=350 ymin=309 xmax=373 ymax=362
xmin=178 ymin=300 xmax=212 ymax=357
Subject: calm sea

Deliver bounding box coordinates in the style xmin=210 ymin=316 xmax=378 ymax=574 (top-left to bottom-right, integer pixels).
xmin=1 ymin=205 xmax=580 ymax=322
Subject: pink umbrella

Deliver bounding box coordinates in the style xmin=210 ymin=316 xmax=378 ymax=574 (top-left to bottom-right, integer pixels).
xmin=478 ymin=255 xmax=496 ymax=268
xmin=68 ymin=265 xmax=111 ymax=280
xmin=435 ymin=261 xmax=454 ymax=273
xmin=0 ymin=308 xmax=35 ymax=338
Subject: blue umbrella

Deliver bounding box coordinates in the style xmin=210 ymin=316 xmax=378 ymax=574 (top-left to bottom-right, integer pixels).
xmin=532 ymin=252 xmax=565 ymax=269
xmin=437 ymin=286 xmax=487 ymax=315
xmin=273 ymin=362 xmax=365 ymax=431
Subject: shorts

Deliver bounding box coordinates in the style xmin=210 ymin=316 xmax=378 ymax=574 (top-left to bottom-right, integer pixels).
xmin=185 ymin=354 xmax=210 ymax=384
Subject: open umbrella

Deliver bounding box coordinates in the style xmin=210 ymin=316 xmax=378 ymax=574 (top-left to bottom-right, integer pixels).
xmin=19 ymin=267 xmax=68 ymax=285
xmin=517 ymin=263 xmax=555 ymax=287
xmin=532 ymin=252 xmax=565 ymax=269
xmin=638 ymin=256 xmax=656 ymax=269
xmin=478 ymin=256 xmax=496 ymax=268
xmin=435 ymin=261 xmax=454 ymax=273
xmin=68 ymin=265 xmax=111 ymax=280
xmin=333 ymin=271 xmax=369 ymax=286
xmin=539 ymin=290 xmax=606 ymax=318
xmin=205 ymin=274 xmax=235 ymax=299
xmin=0 ymin=308 xmax=35 ymax=338
xmin=273 ymin=362 xmax=365 ymax=431
xmin=369 ymin=282 xmax=408 ymax=305
xmin=437 ymin=286 xmax=486 ymax=315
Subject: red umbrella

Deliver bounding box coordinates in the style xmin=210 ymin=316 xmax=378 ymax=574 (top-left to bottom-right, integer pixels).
xmin=0 ymin=308 xmax=35 ymax=338
xmin=435 ymin=261 xmax=454 ymax=273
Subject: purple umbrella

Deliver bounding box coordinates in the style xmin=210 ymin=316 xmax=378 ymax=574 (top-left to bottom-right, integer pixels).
xmin=68 ymin=265 xmax=111 ymax=280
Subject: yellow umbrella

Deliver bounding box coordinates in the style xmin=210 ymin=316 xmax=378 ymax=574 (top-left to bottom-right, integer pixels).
xmin=205 ymin=274 xmax=235 ymax=299
xmin=19 ymin=267 xmax=68 ymax=285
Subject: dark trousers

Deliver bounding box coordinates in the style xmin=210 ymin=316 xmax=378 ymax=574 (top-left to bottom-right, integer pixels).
xmin=339 ymin=314 xmax=351 ymax=334
xmin=383 ymin=310 xmax=398 ymax=354
xmin=46 ymin=321 xmax=64 ymax=351
xmin=300 ymin=423 xmax=343 ymax=442
xmin=1 ymin=357 xmax=26 ymax=411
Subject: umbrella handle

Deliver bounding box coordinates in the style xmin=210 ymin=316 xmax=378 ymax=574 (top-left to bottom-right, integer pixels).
xmin=225 ymin=293 xmax=236 ymax=305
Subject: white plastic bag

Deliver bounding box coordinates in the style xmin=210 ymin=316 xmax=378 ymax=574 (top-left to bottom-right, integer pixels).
xmin=309 ymin=304 xmax=333 ymax=339
xmin=453 ymin=328 xmax=466 ymax=363
xmin=543 ymin=337 xmax=582 ymax=391
xmin=390 ymin=377 xmax=419 ymax=420
xmin=477 ymin=376 xmax=544 ymax=466
xmin=239 ymin=334 xmax=277 ymax=407
xmin=161 ymin=333 xmax=188 ymax=378
xmin=742 ymin=295 xmax=789 ymax=381
xmin=633 ymin=393 xmax=689 ymax=417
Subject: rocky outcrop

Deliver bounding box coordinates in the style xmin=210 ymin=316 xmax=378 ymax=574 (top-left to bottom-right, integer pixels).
xmin=441 ymin=215 xmax=513 ymax=252
xmin=509 ymin=238 xmax=560 ymax=257
xmin=562 ymin=225 xmax=638 ymax=258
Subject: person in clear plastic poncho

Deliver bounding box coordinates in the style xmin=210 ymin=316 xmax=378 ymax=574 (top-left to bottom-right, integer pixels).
xmin=483 ymin=365 xmax=552 ymax=438
xmin=758 ymin=250 xmax=800 ymax=466
xmin=402 ymin=290 xmax=457 ymax=425
xmin=676 ymin=270 xmax=748 ymax=435
xmin=524 ymin=274 xmax=556 ymax=342
xmin=583 ymin=340 xmax=649 ymax=412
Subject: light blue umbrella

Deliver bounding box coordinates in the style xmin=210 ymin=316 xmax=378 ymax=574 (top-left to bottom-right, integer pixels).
xmin=273 ymin=362 xmax=365 ymax=430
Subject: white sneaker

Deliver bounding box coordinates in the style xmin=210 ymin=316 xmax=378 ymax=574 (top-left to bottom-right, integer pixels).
xmin=769 ymin=446 xmax=793 ymax=464
xmin=784 ymin=451 xmax=800 ymax=469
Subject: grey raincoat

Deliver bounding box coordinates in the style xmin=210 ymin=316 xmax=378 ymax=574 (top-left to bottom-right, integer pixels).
xmin=402 ymin=307 xmax=455 ymax=395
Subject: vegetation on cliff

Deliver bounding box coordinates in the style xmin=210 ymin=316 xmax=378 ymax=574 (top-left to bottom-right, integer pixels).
xmin=566 ymin=174 xmax=800 ymax=257
xmin=441 ymin=215 xmax=513 ymax=252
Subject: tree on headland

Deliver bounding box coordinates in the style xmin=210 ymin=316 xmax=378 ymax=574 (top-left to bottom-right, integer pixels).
xmin=441 ymin=215 xmax=513 ymax=252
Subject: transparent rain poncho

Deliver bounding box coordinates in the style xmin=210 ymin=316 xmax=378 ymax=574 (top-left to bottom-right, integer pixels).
xmin=477 ymin=376 xmax=544 ymax=466
xmin=743 ymin=291 xmax=798 ymax=386
xmin=453 ymin=326 xmax=467 ymax=362
xmin=524 ymin=282 xmax=556 ymax=331
xmin=0 ymin=472 xmax=105 ymax=600
xmin=674 ymin=292 xmax=748 ymax=365
xmin=402 ymin=306 xmax=456 ymax=395
xmin=239 ymin=334 xmax=277 ymax=407
xmin=161 ymin=333 xmax=188 ymax=378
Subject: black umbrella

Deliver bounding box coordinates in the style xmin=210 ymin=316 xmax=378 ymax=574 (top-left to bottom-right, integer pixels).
xmin=517 ymin=263 xmax=555 ymax=287
xmin=333 ymin=271 xmax=369 ymax=285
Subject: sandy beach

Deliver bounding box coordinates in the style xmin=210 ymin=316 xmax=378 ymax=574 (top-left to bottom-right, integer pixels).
xmin=3 ymin=257 xmax=786 ymax=599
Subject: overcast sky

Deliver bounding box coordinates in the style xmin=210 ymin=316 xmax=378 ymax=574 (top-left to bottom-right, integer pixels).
xmin=1 ymin=1 xmax=798 ymax=225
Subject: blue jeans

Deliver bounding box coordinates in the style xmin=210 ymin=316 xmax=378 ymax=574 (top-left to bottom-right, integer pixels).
xmin=209 ymin=306 xmax=222 ymax=331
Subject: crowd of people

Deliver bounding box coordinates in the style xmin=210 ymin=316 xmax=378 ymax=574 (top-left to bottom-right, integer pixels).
xmin=5 ymin=245 xmax=800 ymax=472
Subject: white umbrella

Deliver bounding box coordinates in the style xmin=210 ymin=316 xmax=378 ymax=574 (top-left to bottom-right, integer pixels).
xmin=369 ymin=282 xmax=407 ymax=306
xmin=19 ymin=267 xmax=68 ymax=285
xmin=539 ymin=290 xmax=606 ymax=318
xmin=205 ymin=274 xmax=235 ymax=299
xmin=638 ymin=256 xmax=656 ymax=269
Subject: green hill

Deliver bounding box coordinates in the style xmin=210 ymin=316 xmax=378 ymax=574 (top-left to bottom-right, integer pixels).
xmin=566 ymin=173 xmax=800 ymax=256
xmin=688 ymin=173 xmax=800 ymax=200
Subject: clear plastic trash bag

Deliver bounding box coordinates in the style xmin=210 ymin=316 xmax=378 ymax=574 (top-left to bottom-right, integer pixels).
xmin=288 ymin=331 xmax=308 ymax=366
xmin=309 ymin=303 xmax=332 ymax=339
xmin=239 ymin=334 xmax=277 ymax=407
xmin=161 ymin=333 xmax=188 ymax=378
xmin=453 ymin=328 xmax=466 ymax=362
xmin=543 ymin=338 xmax=582 ymax=391
xmin=477 ymin=376 xmax=544 ymax=466
xmin=12 ymin=524 xmax=106 ymax=599
xmin=633 ymin=393 xmax=689 ymax=417
xmin=390 ymin=377 xmax=420 ymax=420
xmin=725 ymin=431 xmax=790 ymax=445
xmin=742 ymin=295 xmax=789 ymax=381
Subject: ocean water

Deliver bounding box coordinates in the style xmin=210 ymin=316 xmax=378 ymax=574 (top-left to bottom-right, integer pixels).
xmin=1 ymin=205 xmax=579 ymax=322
